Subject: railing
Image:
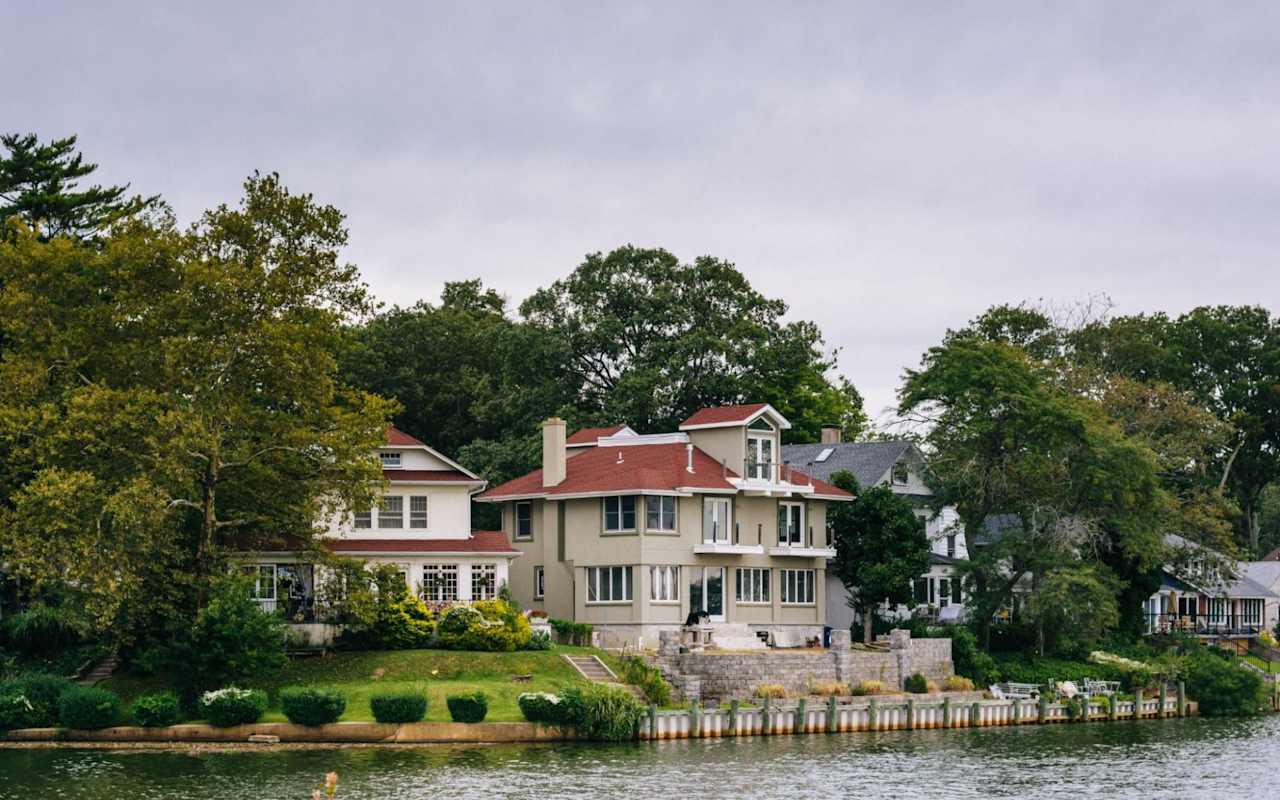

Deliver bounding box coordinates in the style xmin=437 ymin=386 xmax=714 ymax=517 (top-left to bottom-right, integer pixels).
xmin=255 ymin=596 xmax=321 ymax=624
xmin=1145 ymin=613 xmax=1263 ymax=636
xmin=742 ymin=460 xmax=813 ymax=485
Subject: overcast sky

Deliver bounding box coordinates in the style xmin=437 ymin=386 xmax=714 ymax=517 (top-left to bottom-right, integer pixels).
xmin=8 ymin=3 xmax=1279 ymax=422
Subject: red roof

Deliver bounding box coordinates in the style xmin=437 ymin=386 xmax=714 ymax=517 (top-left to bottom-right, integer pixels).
xmin=325 ymin=531 xmax=518 ymax=554
xmin=680 ymin=403 xmax=770 ymax=428
xmin=384 ymin=469 xmax=482 ymax=483
xmin=789 ymin=469 xmax=855 ymax=500
xmin=386 ymin=426 xmax=427 ymax=447
xmin=567 ymin=425 xmax=627 ymax=446
xmin=482 ymin=442 xmax=739 ymax=498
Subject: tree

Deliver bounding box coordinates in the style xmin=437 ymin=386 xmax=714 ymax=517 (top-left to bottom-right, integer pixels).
xmin=827 ymin=472 xmax=931 ymax=643
xmin=1023 ymin=564 xmax=1121 ymax=656
xmin=0 ymin=133 xmax=159 ymax=240
xmin=0 ymin=173 xmax=395 ymax=639
xmin=520 ymin=245 xmax=866 ymax=439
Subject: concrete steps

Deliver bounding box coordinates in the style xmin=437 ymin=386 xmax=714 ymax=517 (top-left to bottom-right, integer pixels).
xmin=563 ymin=654 xmax=646 ymax=700
xmin=77 ymin=655 xmax=119 ymax=686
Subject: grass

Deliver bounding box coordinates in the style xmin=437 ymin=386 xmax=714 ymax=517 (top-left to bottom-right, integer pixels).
xmin=1243 ymin=654 xmax=1280 ymax=674
xmin=102 ymin=645 xmax=618 ymax=723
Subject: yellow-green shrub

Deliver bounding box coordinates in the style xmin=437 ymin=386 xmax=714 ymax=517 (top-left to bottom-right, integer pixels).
xmin=944 ymin=676 xmax=976 ymax=691
xmin=808 ymin=681 xmax=850 ymax=697
xmin=754 ymin=684 xmax=787 ymax=699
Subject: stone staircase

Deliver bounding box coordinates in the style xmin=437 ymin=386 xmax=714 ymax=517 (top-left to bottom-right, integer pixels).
xmin=77 ymin=654 xmax=119 ymax=686
xmin=562 ymin=654 xmax=646 ymax=700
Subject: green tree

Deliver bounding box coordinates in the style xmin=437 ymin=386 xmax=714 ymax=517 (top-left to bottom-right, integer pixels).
xmin=520 ymin=245 xmax=866 ymax=439
xmin=827 ymin=472 xmax=931 ymax=643
xmin=1024 ymin=564 xmax=1121 ymax=656
xmin=0 ymin=133 xmax=159 ymax=240
xmin=0 ymin=173 xmax=394 ymax=638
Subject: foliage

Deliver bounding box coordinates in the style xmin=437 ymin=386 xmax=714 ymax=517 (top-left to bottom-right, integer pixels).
xmin=335 ymin=565 xmax=437 ymax=650
xmin=520 ymin=245 xmax=866 ymax=439
xmin=434 ymin=599 xmax=532 ymax=652
xmin=0 ymin=132 xmax=160 ymax=240
xmin=852 ymin=680 xmax=885 ymax=696
xmin=199 ymin=687 xmax=268 ymax=727
xmin=524 ymin=631 xmax=552 ymax=651
xmin=753 ymin=684 xmax=787 ymax=700
xmin=1 ymin=605 xmax=85 ymax=656
xmin=446 ymin=691 xmax=489 ymax=723
xmin=618 ymin=656 xmax=671 ymax=705
xmin=0 ymin=673 xmax=75 ymax=728
xmin=828 ymin=473 xmax=931 ymax=643
xmin=0 ymin=173 xmax=395 ymax=643
xmin=517 ymin=692 xmax=562 ymax=724
xmin=993 ymin=655 xmax=1126 ymax=688
xmin=58 ymin=686 xmax=121 ymax=729
xmin=161 ymin=575 xmax=287 ymax=700
xmin=281 ymin=687 xmax=347 ymax=726
xmin=129 ymin=692 xmax=181 ymax=727
xmin=0 ymin=688 xmax=39 ymax=730
xmin=369 ymin=691 xmax=428 ymax=724
xmin=943 ymin=676 xmax=975 ymax=691
xmin=548 ymin=619 xmax=593 ymax=647
xmin=1184 ymin=649 xmax=1266 ymax=717
xmin=904 ymin=673 xmax=929 ymax=694
xmin=555 ymin=684 xmax=645 ymax=741
xmin=809 ymin=681 xmax=850 ymax=697
xmin=1024 ymin=565 xmax=1122 ymax=656
xmin=936 ymin=627 xmax=999 ymax=687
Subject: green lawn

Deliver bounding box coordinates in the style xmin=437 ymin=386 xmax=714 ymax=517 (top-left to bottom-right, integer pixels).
xmin=1243 ymin=654 xmax=1280 ymax=674
xmin=103 ymin=645 xmax=621 ymax=723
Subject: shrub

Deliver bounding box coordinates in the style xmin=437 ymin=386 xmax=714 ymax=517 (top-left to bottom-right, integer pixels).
xmin=130 ymin=692 xmax=182 ymax=727
xmin=809 ymin=681 xmax=850 ymax=697
xmin=944 ymin=675 xmax=976 ymax=692
xmin=0 ymin=673 xmax=74 ymax=727
xmin=995 ymin=655 xmax=1126 ymax=689
xmin=370 ymin=692 xmax=428 ymax=724
xmin=548 ymin=618 xmax=593 ymax=647
xmin=619 ymin=656 xmax=672 ymax=705
xmin=436 ymin=600 xmax=532 ymax=652
xmin=525 ymin=630 xmax=553 ymax=651
xmin=557 ymin=684 xmax=645 ymax=741
xmin=339 ymin=581 xmax=438 ymax=651
xmin=447 ymin=691 xmax=489 ymax=723
xmin=200 ymin=687 xmax=268 ymax=727
xmin=59 ymin=686 xmax=121 ymax=730
xmin=754 ymin=684 xmax=787 ymax=700
xmin=904 ymin=673 xmax=929 ymax=694
xmin=0 ymin=689 xmax=41 ymax=731
xmin=945 ymin=627 xmax=999 ymax=687
xmin=1185 ymin=651 xmax=1265 ymax=717
xmin=2 ymin=606 xmax=83 ymax=656
xmin=853 ymin=679 xmax=885 ymax=696
xmin=281 ymin=688 xmax=346 ymax=726
xmin=517 ymin=692 xmax=563 ymax=724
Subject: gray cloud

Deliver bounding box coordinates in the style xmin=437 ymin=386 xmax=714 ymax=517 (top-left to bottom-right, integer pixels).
xmin=7 ymin=2 xmax=1279 ymax=421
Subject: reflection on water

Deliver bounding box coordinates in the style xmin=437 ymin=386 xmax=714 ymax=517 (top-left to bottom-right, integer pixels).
xmin=1 ymin=716 xmax=1275 ymax=800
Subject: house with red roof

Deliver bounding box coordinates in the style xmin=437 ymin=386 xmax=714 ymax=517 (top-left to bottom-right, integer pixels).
xmin=479 ymin=404 xmax=853 ymax=648
xmin=239 ymin=427 xmax=517 ymax=640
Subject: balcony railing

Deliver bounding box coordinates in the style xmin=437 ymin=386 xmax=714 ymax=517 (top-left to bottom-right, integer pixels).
xmin=1145 ymin=613 xmax=1264 ymax=637
xmin=742 ymin=460 xmax=813 ymax=485
xmin=254 ymin=596 xmax=322 ymax=624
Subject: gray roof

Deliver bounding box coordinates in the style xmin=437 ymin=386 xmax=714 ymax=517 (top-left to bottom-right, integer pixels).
xmin=1244 ymin=561 xmax=1280 ymax=593
xmin=1163 ymin=534 xmax=1279 ymax=599
xmin=781 ymin=440 xmax=912 ymax=488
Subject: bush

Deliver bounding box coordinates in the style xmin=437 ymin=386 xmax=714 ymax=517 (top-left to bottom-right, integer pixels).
xmin=59 ymin=686 xmax=121 ymax=730
xmin=945 ymin=627 xmax=999 ymax=687
xmin=0 ymin=688 xmax=41 ymax=731
xmin=0 ymin=673 xmax=74 ymax=727
xmin=447 ymin=691 xmax=489 ymax=723
xmin=994 ymin=655 xmax=1126 ymax=688
xmin=754 ymin=684 xmax=787 ymax=700
xmin=200 ymin=687 xmax=268 ymax=727
xmin=436 ymin=600 xmax=532 ymax=652
xmin=130 ymin=692 xmax=182 ymax=727
xmin=852 ymin=679 xmax=885 ymax=696
xmin=281 ymin=688 xmax=346 ymax=726
xmin=548 ymin=618 xmax=593 ymax=647
xmin=904 ymin=673 xmax=929 ymax=694
xmin=1185 ymin=651 xmax=1265 ymax=717
xmin=944 ymin=675 xmax=975 ymax=691
xmin=525 ymin=630 xmax=553 ymax=651
xmin=338 ymin=579 xmax=438 ymax=651
xmin=370 ymin=692 xmax=428 ymax=724
xmin=808 ymin=681 xmax=850 ymax=697
xmin=619 ymin=656 xmax=672 ymax=705
xmin=557 ymin=684 xmax=645 ymax=741
xmin=2 ymin=606 xmax=84 ymax=656
xmin=517 ymin=692 xmax=563 ymax=724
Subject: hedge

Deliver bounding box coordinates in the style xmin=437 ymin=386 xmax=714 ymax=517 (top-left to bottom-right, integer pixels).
xmin=59 ymin=686 xmax=122 ymax=730
xmin=446 ymin=691 xmax=489 ymax=723
xmin=130 ymin=692 xmax=182 ymax=727
xmin=200 ymin=687 xmax=268 ymax=727
xmin=281 ymin=688 xmax=347 ymax=726
xmin=370 ymin=692 xmax=428 ymax=724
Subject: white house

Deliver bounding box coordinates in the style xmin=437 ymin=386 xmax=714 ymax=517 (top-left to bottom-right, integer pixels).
xmin=240 ymin=427 xmax=519 ymax=640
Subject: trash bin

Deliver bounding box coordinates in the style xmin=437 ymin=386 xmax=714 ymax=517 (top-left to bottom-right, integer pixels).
xmin=823 ymin=625 xmax=832 ymax=648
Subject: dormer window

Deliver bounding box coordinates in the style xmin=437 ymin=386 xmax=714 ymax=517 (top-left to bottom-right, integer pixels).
xmin=892 ymin=464 xmax=909 ymax=485
xmin=380 ymin=452 xmax=402 ymax=469
xmin=747 ymin=418 xmax=777 ymax=480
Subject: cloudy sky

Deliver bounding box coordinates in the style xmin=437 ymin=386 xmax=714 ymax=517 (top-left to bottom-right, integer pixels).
xmin=8 ymin=3 xmax=1279 ymax=420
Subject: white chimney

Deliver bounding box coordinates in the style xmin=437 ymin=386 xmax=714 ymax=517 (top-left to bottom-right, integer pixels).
xmin=542 ymin=417 xmax=567 ymax=487
xmin=686 ymin=443 xmax=694 ymax=473
xmin=820 ymin=425 xmax=842 ymax=444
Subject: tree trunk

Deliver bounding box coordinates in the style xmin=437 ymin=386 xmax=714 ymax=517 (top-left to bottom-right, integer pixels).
xmin=863 ymin=605 xmax=874 ymax=644
xmin=194 ymin=453 xmax=219 ymax=609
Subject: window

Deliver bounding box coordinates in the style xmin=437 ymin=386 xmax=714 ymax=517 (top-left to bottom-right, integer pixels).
xmin=650 ymin=565 xmax=679 ymax=603
xmin=353 ymin=506 xmax=372 ymax=529
xmin=913 ymin=578 xmax=929 ymax=605
xmin=378 ymin=496 xmax=403 ymax=528
xmin=472 ymin=564 xmax=497 ymax=601
xmin=410 ymin=496 xmax=428 ymax=529
xmin=703 ymin=497 xmax=731 ymax=543
xmin=603 ymin=496 xmax=636 ymax=532
xmin=777 ymin=502 xmax=803 ymax=546
xmin=780 ymin=569 xmax=815 ymax=605
xmin=380 ymin=452 xmax=402 ymax=469
xmin=1209 ymin=597 xmax=1228 ymax=625
xmin=422 ymin=564 xmax=458 ymax=603
xmin=645 ymin=496 xmax=676 ymax=532
xmin=892 ymin=464 xmax=910 ymax=485
xmin=1242 ymin=598 xmax=1263 ymax=626
xmin=243 ymin=565 xmax=275 ymax=601
xmin=747 ymin=422 xmax=776 ymax=480
xmin=946 ymin=534 xmax=957 ymax=559
xmin=815 ymin=447 xmax=834 ymax=463
xmin=951 ymin=577 xmax=962 ymax=604
xmin=534 ymin=566 xmax=545 ymax=599
xmin=939 ymin=579 xmax=950 ymax=608
xmin=586 ymin=566 xmax=632 ymax=603
xmin=515 ymin=502 xmax=533 ymax=539
xmin=736 ymin=568 xmax=770 ymax=604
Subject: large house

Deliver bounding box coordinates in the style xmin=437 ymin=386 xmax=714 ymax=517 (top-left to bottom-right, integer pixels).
xmin=240 ymin=427 xmax=519 ymax=641
xmin=1143 ymin=534 xmax=1279 ymax=643
xmin=479 ymin=404 xmax=854 ymax=648
xmin=782 ymin=432 xmax=967 ymax=632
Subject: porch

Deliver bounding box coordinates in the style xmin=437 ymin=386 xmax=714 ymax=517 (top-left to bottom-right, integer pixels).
xmin=1144 ymin=612 xmax=1265 ymax=638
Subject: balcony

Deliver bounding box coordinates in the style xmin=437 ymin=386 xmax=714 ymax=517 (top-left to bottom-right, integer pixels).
xmin=693 ymin=521 xmax=765 ymax=555
xmin=1145 ymin=613 xmax=1264 ymax=638
xmin=734 ymin=460 xmax=816 ymax=496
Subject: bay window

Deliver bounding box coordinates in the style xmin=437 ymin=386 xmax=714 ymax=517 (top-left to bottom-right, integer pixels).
xmin=645 ymin=496 xmax=677 ymax=532
xmin=603 ymin=496 xmax=637 ymax=532
xmin=780 ymin=569 xmax=815 ymax=605
xmin=586 ymin=566 xmax=632 ymax=603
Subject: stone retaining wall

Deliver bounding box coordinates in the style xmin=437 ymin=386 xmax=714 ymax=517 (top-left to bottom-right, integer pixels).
xmin=2 ymin=721 xmax=573 ymax=745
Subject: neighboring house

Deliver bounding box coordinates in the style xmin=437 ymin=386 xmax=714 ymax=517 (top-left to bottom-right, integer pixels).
xmin=782 ymin=432 xmax=967 ymax=633
xmin=240 ymin=427 xmax=518 ymax=641
xmin=480 ymin=404 xmax=854 ymax=649
xmin=1143 ymin=534 xmax=1279 ymax=641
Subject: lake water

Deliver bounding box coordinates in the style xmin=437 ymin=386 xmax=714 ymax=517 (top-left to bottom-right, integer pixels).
xmin=1 ymin=716 xmax=1276 ymax=799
